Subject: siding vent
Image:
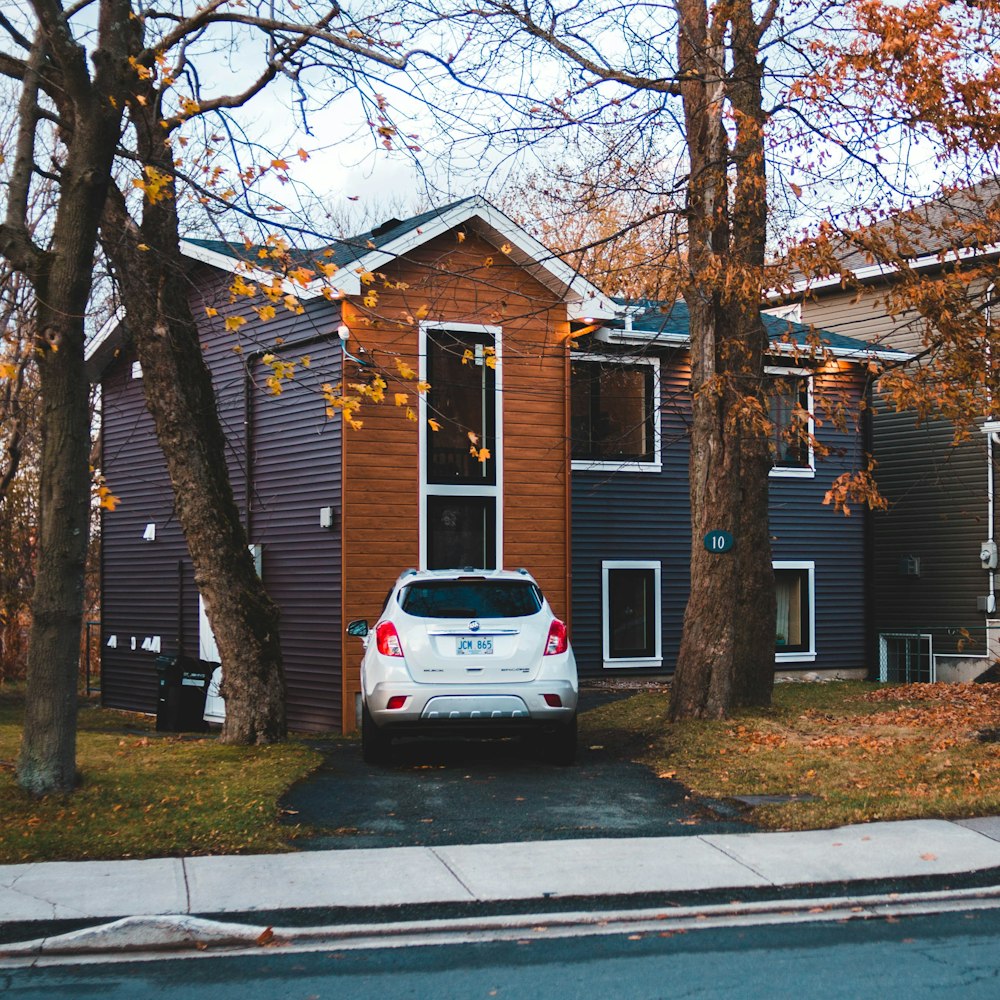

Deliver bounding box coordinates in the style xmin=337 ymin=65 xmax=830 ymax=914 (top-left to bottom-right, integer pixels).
xmin=898 ymin=555 xmax=921 ymax=577
xmin=319 ymin=506 xmax=336 ymax=530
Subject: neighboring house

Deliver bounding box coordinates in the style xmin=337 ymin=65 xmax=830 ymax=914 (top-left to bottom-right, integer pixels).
xmin=89 ymin=198 xmax=898 ymax=733
xmin=566 ymin=300 xmax=906 ymax=681
xmin=781 ymin=182 xmax=1000 ymax=683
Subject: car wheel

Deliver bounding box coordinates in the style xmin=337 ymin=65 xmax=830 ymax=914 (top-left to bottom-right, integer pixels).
xmin=539 ymin=715 xmax=577 ymax=766
xmin=361 ymin=701 xmax=392 ymax=764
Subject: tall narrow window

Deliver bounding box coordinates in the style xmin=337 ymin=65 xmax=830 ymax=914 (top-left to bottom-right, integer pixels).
xmin=602 ymin=561 xmax=662 ymax=667
xmin=571 ymin=357 xmax=658 ymax=468
xmin=421 ymin=324 xmax=502 ymax=570
xmin=426 ymin=330 xmax=496 ymax=485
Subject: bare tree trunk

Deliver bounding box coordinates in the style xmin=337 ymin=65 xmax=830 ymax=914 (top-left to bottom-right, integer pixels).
xmin=669 ymin=0 xmax=775 ymax=720
xmin=102 ymin=139 xmax=286 ymax=745
xmin=4 ymin=5 xmax=131 ymax=792
xmin=17 ymin=316 xmax=92 ymax=791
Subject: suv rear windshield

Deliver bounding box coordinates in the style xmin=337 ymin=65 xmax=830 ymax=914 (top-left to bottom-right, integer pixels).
xmin=399 ymin=580 xmax=543 ymax=619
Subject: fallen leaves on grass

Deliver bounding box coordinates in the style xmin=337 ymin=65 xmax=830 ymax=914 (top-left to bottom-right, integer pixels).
xmin=585 ymin=680 xmax=1000 ymax=832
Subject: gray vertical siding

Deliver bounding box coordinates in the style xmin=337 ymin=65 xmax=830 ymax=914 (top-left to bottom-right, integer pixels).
xmin=802 ymin=284 xmax=994 ymax=662
xmin=570 ymin=350 xmax=870 ymax=677
xmin=870 ymin=406 xmax=991 ymax=656
xmin=100 ymin=266 xmax=344 ymax=731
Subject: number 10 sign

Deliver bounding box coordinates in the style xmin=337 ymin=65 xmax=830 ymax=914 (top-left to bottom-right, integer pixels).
xmin=704 ymin=530 xmax=734 ymax=553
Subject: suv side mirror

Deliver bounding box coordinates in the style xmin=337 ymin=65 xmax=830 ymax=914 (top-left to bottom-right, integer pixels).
xmin=346 ymin=619 xmax=369 ymax=638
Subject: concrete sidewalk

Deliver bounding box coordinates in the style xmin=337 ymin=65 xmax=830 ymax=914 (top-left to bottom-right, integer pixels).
xmin=4 ymin=816 xmax=1000 ymax=926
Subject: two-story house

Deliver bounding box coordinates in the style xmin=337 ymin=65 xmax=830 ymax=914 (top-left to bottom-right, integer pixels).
xmin=89 ymin=198 xmax=900 ymax=732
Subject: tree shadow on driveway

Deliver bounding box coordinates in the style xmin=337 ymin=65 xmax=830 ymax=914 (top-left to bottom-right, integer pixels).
xmin=281 ymin=689 xmax=754 ymax=850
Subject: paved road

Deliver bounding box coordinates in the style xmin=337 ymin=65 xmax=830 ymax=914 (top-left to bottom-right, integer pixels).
xmin=281 ymin=692 xmax=751 ymax=849
xmin=8 ymin=906 xmax=1000 ymax=998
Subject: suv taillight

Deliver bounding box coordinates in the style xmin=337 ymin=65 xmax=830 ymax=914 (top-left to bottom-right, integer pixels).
xmin=376 ymin=621 xmax=404 ymax=657
xmin=544 ymin=619 xmax=568 ymax=656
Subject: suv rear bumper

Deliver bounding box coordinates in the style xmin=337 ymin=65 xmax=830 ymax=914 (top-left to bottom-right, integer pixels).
xmin=366 ymin=679 xmax=577 ymax=731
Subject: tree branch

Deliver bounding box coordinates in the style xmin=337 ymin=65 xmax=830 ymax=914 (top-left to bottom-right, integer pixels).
xmin=2 ymin=38 xmax=45 ymax=277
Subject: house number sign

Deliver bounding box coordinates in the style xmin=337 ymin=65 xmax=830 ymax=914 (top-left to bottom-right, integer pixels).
xmin=704 ymin=530 xmax=734 ymax=553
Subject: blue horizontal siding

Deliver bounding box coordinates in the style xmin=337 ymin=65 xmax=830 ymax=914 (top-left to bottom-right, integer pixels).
xmin=571 ymin=354 xmax=869 ymax=678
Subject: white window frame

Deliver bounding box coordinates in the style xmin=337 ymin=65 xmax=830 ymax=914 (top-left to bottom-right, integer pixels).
xmin=766 ymin=365 xmax=815 ymax=479
xmin=774 ymin=559 xmax=816 ymax=663
xmin=601 ymin=560 xmax=663 ymax=669
xmin=418 ymin=321 xmax=504 ymax=571
xmin=571 ymin=353 xmax=661 ymax=474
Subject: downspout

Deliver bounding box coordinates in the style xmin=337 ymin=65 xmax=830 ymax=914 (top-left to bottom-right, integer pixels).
xmin=985 ymin=283 xmax=998 ymax=662
xmin=989 ymin=430 xmax=996 ymax=615
xmin=989 ymin=285 xmax=997 ymax=618
xmin=243 ymin=323 xmax=346 ymax=536
xmin=863 ymin=377 xmax=876 ymax=680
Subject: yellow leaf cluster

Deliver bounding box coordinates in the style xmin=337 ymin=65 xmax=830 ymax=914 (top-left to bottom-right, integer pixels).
xmin=261 ymin=353 xmax=296 ymax=396
xmin=132 ymin=165 xmax=174 ymax=204
xmin=321 ymin=383 xmax=363 ymax=430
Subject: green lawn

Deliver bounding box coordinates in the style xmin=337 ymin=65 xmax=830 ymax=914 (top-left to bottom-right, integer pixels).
xmin=0 ymin=689 xmax=322 ymax=863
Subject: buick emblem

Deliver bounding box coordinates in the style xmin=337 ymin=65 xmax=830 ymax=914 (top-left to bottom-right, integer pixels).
xmin=468 ymin=619 xmax=481 ymax=632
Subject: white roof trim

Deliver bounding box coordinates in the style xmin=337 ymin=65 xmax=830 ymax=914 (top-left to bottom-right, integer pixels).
xmin=180 ymin=240 xmax=362 ymax=299
xmin=771 ymin=241 xmax=1000 ymax=299
xmin=339 ymin=197 xmax=620 ymax=320
xmin=596 ymin=325 xmax=911 ymax=361
xmin=85 ymin=307 xmax=126 ymax=363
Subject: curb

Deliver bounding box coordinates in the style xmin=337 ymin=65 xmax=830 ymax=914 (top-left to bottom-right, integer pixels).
xmin=7 ymin=884 xmax=1000 ymax=964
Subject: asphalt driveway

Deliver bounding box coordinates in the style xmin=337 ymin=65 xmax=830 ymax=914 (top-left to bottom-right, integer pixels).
xmin=281 ymin=688 xmax=753 ymax=849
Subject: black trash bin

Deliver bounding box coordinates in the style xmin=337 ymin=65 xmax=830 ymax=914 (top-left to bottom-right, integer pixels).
xmin=155 ymin=654 xmax=213 ymax=732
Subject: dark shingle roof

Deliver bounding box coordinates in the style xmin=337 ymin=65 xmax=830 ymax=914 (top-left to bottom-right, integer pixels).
xmin=606 ymin=298 xmax=907 ymax=358
xmin=183 ymin=198 xmax=477 ymax=273
xmin=795 ymin=177 xmax=1000 ymax=278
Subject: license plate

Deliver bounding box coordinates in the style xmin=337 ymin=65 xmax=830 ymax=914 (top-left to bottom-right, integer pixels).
xmin=456 ymin=637 xmax=493 ymax=655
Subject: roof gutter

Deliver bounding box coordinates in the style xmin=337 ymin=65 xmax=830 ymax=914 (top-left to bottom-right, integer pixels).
xmin=769 ymin=241 xmax=1000 ymax=300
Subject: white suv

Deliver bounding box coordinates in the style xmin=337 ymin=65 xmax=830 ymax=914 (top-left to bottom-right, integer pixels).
xmin=348 ymin=568 xmax=578 ymax=764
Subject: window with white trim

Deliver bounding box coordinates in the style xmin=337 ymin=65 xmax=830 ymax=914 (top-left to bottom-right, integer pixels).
xmin=602 ymin=561 xmax=662 ymax=668
xmin=419 ymin=323 xmax=503 ymax=570
xmin=774 ymin=560 xmax=816 ymax=662
xmin=767 ymin=367 xmax=814 ymax=477
xmin=571 ymin=355 xmax=660 ymax=471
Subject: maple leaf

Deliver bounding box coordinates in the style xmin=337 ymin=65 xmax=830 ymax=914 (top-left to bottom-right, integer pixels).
xmin=427 ymin=418 xmax=441 ymax=432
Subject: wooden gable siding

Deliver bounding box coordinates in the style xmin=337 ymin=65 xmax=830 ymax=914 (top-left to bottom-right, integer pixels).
xmin=802 ymin=287 xmax=991 ymax=659
xmin=570 ymin=352 xmax=870 ymax=677
xmin=100 ymin=266 xmax=345 ymax=730
xmin=340 ymin=230 xmax=571 ymax=731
